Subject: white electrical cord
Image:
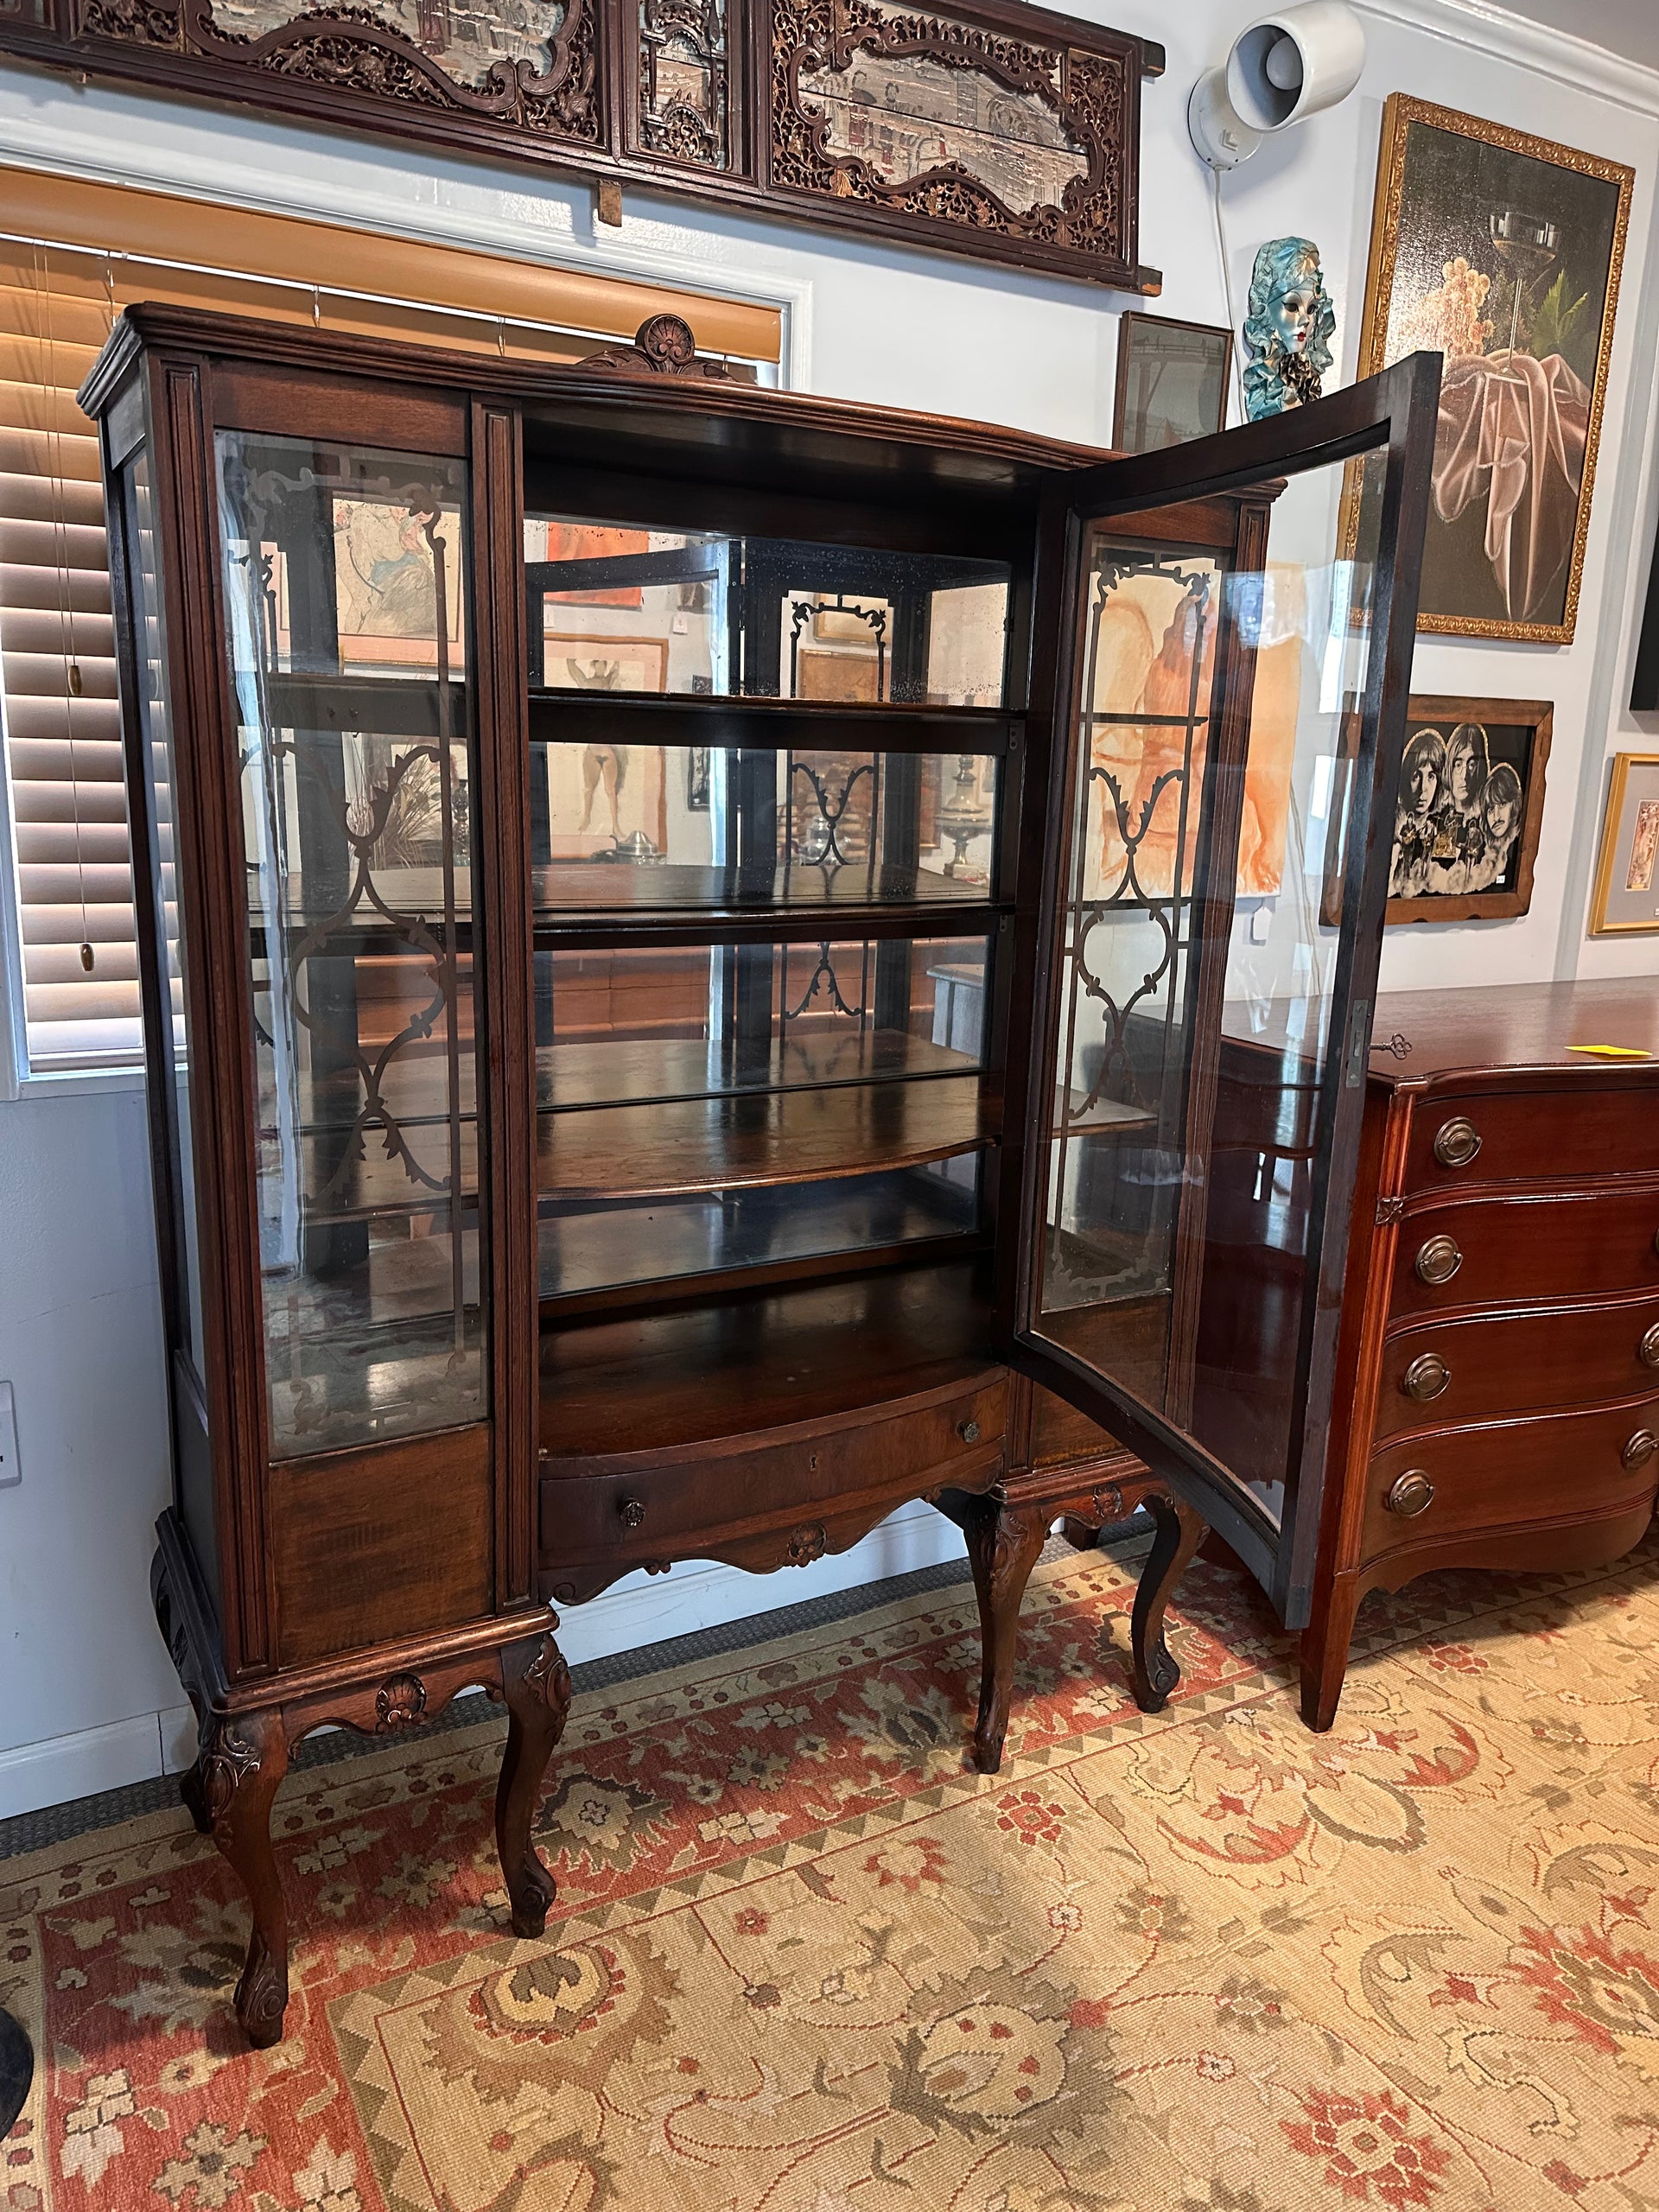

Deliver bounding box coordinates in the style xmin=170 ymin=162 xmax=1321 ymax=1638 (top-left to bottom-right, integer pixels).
xmin=1211 ymin=168 xmax=1247 ymax=425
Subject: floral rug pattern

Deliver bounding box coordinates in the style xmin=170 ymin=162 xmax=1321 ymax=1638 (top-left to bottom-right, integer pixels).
xmin=6 ymin=1534 xmax=1659 ymax=2211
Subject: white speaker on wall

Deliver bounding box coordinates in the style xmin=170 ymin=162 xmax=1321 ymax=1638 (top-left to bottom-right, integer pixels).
xmin=1189 ymin=1 xmax=1367 ymax=171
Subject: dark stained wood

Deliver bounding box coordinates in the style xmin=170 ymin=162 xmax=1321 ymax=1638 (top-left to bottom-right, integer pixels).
xmin=474 ymin=398 xmax=539 ymax=1613
xmin=1360 ymin=1391 xmax=1659 ymax=1558
xmin=959 ymin=1497 xmax=1049 ymax=1773
xmin=10 ymin=3 xmax=1158 ymax=297
xmin=1294 ymin=979 xmax=1659 ymax=1729
xmin=537 ymin=1076 xmax=994 ymax=1198
xmin=268 ymin=1427 xmax=494 ymax=1665
xmin=92 ymin=300 xmax=1434 ymax=2049
xmin=1374 ymin=1294 xmax=1659 ymax=1440
xmin=538 ymin=1263 xmax=1000 ymax=1458
xmin=1388 ymin=1182 xmax=1659 ymax=1318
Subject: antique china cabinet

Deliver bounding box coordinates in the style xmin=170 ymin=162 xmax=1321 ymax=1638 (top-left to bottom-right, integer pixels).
xmin=82 ymin=303 xmax=1436 ymax=2045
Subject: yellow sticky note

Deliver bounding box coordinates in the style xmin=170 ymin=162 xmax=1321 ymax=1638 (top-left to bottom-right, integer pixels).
xmin=1567 ymin=1043 xmax=1652 ymax=1058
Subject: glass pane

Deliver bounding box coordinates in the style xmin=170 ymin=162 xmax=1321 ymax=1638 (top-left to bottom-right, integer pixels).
xmin=537 ymin=934 xmax=988 ymax=1102
xmin=1034 ymin=448 xmax=1388 ymax=1524
xmin=524 ymin=515 xmax=1009 ymax=704
xmin=531 ymin=747 xmax=1000 ymax=908
xmin=540 ymin=1157 xmax=982 ymax=1300
xmin=215 ymin=430 xmax=486 ymax=1459
xmin=124 ymin=449 xmax=205 ymax=1381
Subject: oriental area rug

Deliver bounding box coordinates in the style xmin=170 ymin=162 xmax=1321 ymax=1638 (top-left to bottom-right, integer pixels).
xmin=5 ymin=1533 xmax=1659 ymax=2212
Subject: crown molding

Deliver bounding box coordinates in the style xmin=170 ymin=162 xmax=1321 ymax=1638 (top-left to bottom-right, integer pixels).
xmin=1355 ymin=0 xmax=1659 ymax=118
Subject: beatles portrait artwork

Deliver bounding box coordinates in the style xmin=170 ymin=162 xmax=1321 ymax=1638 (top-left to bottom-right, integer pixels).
xmin=1384 ymin=696 xmax=1552 ymax=922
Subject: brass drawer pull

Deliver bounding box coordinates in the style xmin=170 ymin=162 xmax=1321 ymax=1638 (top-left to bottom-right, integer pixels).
xmin=1624 ymin=1431 xmax=1658 ymax=1471
xmin=1414 ymin=1234 xmax=1463 ymax=1287
xmin=1385 ymin=1471 xmax=1435 ymax=1517
xmin=958 ymin=1419 xmax=982 ymax=1445
xmin=1433 ymin=1116 xmax=1482 ymax=1169
xmin=1402 ymin=1352 xmax=1450 ymax=1402
xmin=619 ymin=1496 xmax=647 ymax=1529
xmin=1642 ymin=1323 xmax=1659 ymax=1370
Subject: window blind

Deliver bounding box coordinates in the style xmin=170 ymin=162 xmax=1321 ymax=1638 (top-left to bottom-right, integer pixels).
xmin=0 ymin=165 xmax=783 ymax=1074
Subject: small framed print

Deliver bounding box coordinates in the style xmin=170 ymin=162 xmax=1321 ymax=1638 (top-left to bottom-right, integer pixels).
xmin=1111 ymin=313 xmax=1232 ymax=454
xmin=1589 ymin=753 xmax=1659 ymax=934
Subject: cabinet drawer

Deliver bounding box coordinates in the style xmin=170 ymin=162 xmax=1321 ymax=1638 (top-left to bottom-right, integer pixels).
xmin=1404 ymin=1083 xmax=1659 ymax=1194
xmin=1362 ymin=1396 xmax=1659 ymax=1560
xmin=539 ymin=1376 xmax=1007 ymax=1569
xmin=1390 ymin=1185 xmax=1659 ymax=1319
xmin=1376 ymin=1296 xmax=1659 ymax=1440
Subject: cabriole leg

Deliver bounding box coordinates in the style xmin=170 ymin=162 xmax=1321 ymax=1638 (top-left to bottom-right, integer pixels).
xmin=200 ymin=1707 xmax=291 ymax=2049
xmin=1128 ymin=1495 xmax=1205 ymax=1713
xmin=963 ymin=1499 xmax=1049 ymax=1777
xmin=495 ymin=1631 xmax=572 ymax=1939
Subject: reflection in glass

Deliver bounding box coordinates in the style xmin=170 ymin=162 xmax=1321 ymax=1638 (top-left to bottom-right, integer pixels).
xmin=524 ymin=514 xmax=1009 ymax=706
xmin=125 ymin=451 xmax=206 ymax=1379
xmin=215 ymin=431 xmax=486 ymax=1459
xmin=535 ymin=931 xmax=990 ymax=1298
xmin=531 ymin=745 xmax=999 ymax=910
xmin=1036 ymin=452 xmax=1388 ymax=1516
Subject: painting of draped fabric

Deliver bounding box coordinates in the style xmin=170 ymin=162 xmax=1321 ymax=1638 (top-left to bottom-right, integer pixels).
xmin=1352 ymin=97 xmax=1631 ymax=643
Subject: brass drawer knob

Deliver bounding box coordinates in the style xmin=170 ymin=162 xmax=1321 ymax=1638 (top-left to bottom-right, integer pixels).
xmin=1402 ymin=1352 xmax=1451 ymax=1402
xmin=1623 ymin=1431 xmax=1658 ymax=1471
xmin=619 ymin=1496 xmax=647 ymax=1529
xmin=1642 ymin=1322 xmax=1659 ymax=1370
xmin=1433 ymin=1116 xmax=1482 ymax=1169
xmin=958 ymin=1419 xmax=982 ymax=1445
xmin=1385 ymin=1471 xmax=1435 ymax=1516
xmin=1414 ymin=1234 xmax=1463 ymax=1287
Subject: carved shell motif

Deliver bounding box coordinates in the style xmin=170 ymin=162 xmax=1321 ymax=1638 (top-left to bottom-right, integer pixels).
xmin=374 ymin=1672 xmax=428 ymax=1730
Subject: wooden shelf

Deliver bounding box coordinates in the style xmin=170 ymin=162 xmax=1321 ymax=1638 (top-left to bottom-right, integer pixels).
xmin=537 ymin=1161 xmax=981 ymax=1303
xmin=529 ymin=689 xmax=1013 ymax=756
xmin=537 ymin=1260 xmax=999 ymax=1458
xmin=532 ymin=859 xmax=993 ymax=916
xmin=537 ymin=1073 xmax=992 ymax=1199
xmin=538 ymin=1027 xmax=976 ymax=1110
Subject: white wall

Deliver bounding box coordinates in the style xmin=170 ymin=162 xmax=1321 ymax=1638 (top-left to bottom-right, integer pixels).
xmin=1 ymin=0 xmax=1656 ymax=1816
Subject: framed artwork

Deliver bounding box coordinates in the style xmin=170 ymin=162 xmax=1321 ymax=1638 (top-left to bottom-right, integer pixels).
xmin=275 ymin=502 xmax=466 ymax=670
xmin=538 ymin=633 xmax=670 ymax=695
xmin=0 ymin=0 xmax=1160 ymax=294
xmin=1589 ymin=753 xmax=1659 ymax=935
xmin=1351 ymin=96 xmax=1632 ymax=643
xmin=1111 ymin=312 xmax=1231 ymax=453
xmin=1324 ymin=696 xmax=1552 ymax=925
xmin=1634 ymin=519 xmax=1659 ymax=712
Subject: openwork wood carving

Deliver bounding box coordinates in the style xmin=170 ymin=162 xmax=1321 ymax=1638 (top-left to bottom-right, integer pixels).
xmin=5 ymin=0 xmax=1156 ymax=291
xmin=768 ymin=0 xmax=1143 ymax=285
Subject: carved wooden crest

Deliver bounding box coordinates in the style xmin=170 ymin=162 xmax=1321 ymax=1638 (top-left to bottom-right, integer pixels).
xmin=2 ymin=0 xmax=1159 ymax=291
xmin=581 ymin=313 xmax=735 ymax=378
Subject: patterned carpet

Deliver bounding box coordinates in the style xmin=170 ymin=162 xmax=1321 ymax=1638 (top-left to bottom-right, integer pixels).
xmin=4 ymin=1531 xmax=1659 ymax=2212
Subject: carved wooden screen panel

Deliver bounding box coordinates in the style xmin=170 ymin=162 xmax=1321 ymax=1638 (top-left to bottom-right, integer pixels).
xmin=0 ymin=0 xmax=1160 ymax=292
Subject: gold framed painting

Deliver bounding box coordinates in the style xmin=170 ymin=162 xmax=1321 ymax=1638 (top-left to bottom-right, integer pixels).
xmin=1352 ymin=96 xmax=1633 ymax=643
xmin=1589 ymin=753 xmax=1659 ymax=936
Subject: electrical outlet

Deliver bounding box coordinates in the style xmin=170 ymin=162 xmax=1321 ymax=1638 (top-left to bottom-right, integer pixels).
xmin=0 ymin=1382 xmax=17 ymax=1488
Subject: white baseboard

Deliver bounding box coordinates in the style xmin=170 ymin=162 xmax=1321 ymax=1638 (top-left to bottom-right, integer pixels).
xmin=3 ymin=1501 xmax=973 ymax=1821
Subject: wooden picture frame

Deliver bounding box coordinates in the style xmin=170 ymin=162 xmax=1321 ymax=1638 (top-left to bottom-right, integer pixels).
xmin=1324 ymin=696 xmax=1552 ymax=925
xmin=1634 ymin=521 xmax=1659 ymax=713
xmin=0 ymin=0 xmax=1162 ymax=295
xmin=1111 ymin=312 xmax=1231 ymax=454
xmin=1350 ymin=96 xmax=1632 ymax=644
xmin=1589 ymin=753 xmax=1659 ymax=935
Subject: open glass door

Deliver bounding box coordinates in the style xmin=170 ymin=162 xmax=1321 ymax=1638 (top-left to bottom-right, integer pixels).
xmin=1013 ymin=358 xmax=1440 ymax=1629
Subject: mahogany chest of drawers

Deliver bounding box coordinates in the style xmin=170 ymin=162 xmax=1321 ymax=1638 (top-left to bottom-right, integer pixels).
xmin=1301 ymin=978 xmax=1659 ymax=1727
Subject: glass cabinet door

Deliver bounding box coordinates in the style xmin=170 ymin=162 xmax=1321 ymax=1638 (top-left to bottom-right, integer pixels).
xmin=215 ymin=431 xmax=486 ymax=1459
xmin=1015 ymin=359 xmax=1440 ymax=1626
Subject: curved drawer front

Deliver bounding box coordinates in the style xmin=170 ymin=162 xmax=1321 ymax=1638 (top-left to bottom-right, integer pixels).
xmin=538 ymin=1376 xmax=1007 ymax=1570
xmin=1361 ymin=1395 xmax=1659 ymax=1560
xmin=1376 ymin=1296 xmax=1659 ymax=1440
xmin=1390 ymin=1185 xmax=1659 ymax=1319
xmin=1403 ymin=1083 xmax=1659 ymax=1195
